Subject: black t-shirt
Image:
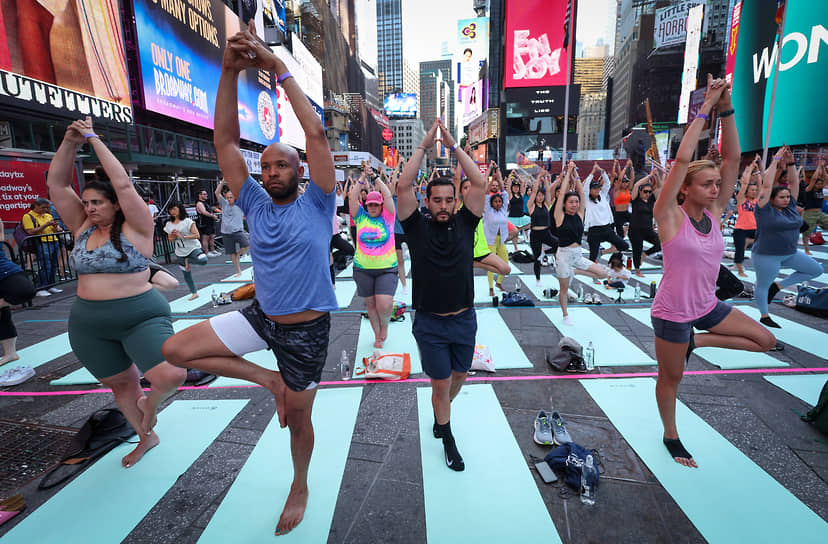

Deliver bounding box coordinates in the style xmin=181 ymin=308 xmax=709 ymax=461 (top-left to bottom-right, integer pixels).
xmin=508 ymin=195 xmax=525 ymax=217
xmin=530 ymin=204 xmax=551 ymax=227
xmin=802 ymin=189 xmax=823 ymax=210
xmin=629 ymin=195 xmax=656 ymax=230
xmin=556 ymin=212 xmax=583 ymax=247
xmin=401 ymin=206 xmax=480 ymax=313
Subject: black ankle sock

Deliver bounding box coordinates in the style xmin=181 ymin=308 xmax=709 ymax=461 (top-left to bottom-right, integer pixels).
xmin=663 ymin=438 xmax=693 ymax=462
xmin=433 ymin=419 xmax=443 ymax=439
xmin=442 ymin=435 xmax=464 ymax=471
xmin=760 ymin=316 xmax=781 ymax=328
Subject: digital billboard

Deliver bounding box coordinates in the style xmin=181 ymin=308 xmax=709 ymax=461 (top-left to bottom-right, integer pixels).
xmin=730 ymin=0 xmax=828 ymax=150
xmin=0 ymin=159 xmax=79 ymax=223
xmin=456 ymin=18 xmax=489 ymax=87
xmin=504 ymin=0 xmax=571 ymax=89
xmin=273 ymin=45 xmax=324 ymax=151
xmin=459 ymin=80 xmax=485 ymax=126
xmin=677 ymin=4 xmax=704 ymax=124
xmin=654 ymin=1 xmax=710 ymax=49
xmin=132 ymin=0 xmax=279 ymax=146
xmin=0 ymin=1 xmax=131 ymax=123
xmin=384 ymin=93 xmax=418 ymax=118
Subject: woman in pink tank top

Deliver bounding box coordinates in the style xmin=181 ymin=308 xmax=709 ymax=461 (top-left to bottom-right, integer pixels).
xmin=650 ymin=75 xmax=776 ymax=468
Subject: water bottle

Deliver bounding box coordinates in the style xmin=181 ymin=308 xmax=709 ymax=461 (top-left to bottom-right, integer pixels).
xmin=626 ymin=256 xmax=632 ymax=269
xmin=578 ymin=285 xmax=584 ymax=301
xmin=211 ymin=289 xmax=218 ymax=307
xmin=580 ymin=454 xmax=597 ymax=505
xmin=340 ymin=350 xmax=351 ymax=380
xmin=634 ymin=284 xmax=641 ymax=302
xmin=584 ymin=341 xmax=595 ymax=371
xmin=649 ymin=281 xmax=657 ymax=299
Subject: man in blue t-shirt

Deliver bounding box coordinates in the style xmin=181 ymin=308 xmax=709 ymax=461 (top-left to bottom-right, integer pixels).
xmin=162 ymin=21 xmax=337 ymax=537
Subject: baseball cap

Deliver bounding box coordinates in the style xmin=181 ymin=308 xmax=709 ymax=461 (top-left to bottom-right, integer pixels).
xmin=365 ymin=191 xmax=383 ymax=205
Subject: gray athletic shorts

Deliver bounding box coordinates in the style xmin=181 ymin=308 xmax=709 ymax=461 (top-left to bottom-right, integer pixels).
xmin=223 ymin=231 xmax=250 ymax=255
xmin=353 ymin=267 xmax=398 ymax=297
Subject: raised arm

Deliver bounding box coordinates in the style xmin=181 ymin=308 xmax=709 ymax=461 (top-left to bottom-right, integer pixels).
xmin=808 ymin=158 xmax=826 ymax=191
xmin=398 ymin=121 xmax=439 ymax=221
xmin=439 ymin=120 xmax=485 ymax=216
xmin=735 ymin=159 xmax=755 ymax=206
xmin=527 ymin=175 xmax=541 ymax=215
xmin=631 ymin=175 xmax=650 ymax=201
xmin=781 ymin=147 xmax=799 ymax=203
xmin=214 ymin=179 xmax=226 ymax=202
xmin=758 ymin=148 xmax=783 ymax=208
xmin=375 ymin=176 xmax=395 ymax=216
xmin=713 ymin=85 xmax=740 ymax=215
xmin=348 ymin=170 xmax=364 ymax=219
xmin=47 ymin=122 xmax=87 ymax=235
xmin=553 ymin=171 xmax=568 ymax=228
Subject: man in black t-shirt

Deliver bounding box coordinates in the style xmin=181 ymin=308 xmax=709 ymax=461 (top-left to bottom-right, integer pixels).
xmin=397 ymin=119 xmax=486 ymax=471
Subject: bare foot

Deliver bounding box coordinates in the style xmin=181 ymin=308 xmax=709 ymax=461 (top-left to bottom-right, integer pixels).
xmin=373 ymin=339 xmax=384 ymax=349
xmin=266 ymin=372 xmax=288 ymax=428
xmin=737 ymin=272 xmax=748 ymax=278
xmin=136 ymin=396 xmax=157 ymax=436
xmin=0 ymin=354 xmax=20 ymax=367
xmin=188 ymin=292 xmax=199 ymax=300
xmin=122 ymin=432 xmax=160 ymax=468
xmin=275 ymin=484 xmax=309 ymax=536
xmin=635 ymin=270 xmax=645 ymax=278
xmin=489 ymin=288 xmax=494 ymax=297
xmin=496 ymin=282 xmax=505 ymax=291
xmin=234 ymin=271 xmax=242 ymax=277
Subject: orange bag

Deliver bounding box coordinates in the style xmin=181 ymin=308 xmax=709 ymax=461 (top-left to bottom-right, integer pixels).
xmin=230 ymin=283 xmax=256 ymax=301
xmin=356 ymin=352 xmax=411 ymax=380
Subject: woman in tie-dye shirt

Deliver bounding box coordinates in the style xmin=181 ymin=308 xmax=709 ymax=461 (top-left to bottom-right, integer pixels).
xmin=349 ymin=171 xmax=398 ymax=348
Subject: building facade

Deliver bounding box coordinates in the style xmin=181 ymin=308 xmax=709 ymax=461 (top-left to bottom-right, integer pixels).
xmin=389 ymin=119 xmax=427 ymax=170
xmin=377 ymin=0 xmax=404 ymax=97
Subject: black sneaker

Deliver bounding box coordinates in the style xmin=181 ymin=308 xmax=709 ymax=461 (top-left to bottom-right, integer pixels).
xmin=443 ymin=436 xmax=465 ymax=471
xmin=433 ymin=419 xmax=442 ymax=439
xmin=565 ymin=358 xmax=587 ymax=373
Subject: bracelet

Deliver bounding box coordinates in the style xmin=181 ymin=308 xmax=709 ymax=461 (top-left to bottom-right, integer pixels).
xmin=277 ymin=72 xmax=293 ymax=84
xmin=695 ymin=113 xmax=709 ymax=121
xmin=84 ymin=133 xmax=98 ymax=139
xmin=718 ymin=108 xmax=735 ymax=118
xmin=449 ymin=143 xmax=458 ymax=152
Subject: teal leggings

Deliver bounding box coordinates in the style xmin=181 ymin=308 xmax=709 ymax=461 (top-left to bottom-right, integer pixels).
xmin=179 ymin=249 xmax=207 ymax=293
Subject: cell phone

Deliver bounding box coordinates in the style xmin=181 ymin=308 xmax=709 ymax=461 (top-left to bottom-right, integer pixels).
xmin=535 ymin=461 xmax=558 ymax=484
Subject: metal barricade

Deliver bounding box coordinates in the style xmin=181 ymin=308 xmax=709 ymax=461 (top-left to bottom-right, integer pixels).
xmin=16 ymin=231 xmax=76 ymax=290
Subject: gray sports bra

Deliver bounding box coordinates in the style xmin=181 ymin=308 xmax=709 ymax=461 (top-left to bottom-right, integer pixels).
xmin=69 ymin=226 xmax=151 ymax=275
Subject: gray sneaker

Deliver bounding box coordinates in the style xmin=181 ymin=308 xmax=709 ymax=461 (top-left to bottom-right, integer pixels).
xmin=550 ymin=411 xmax=572 ymax=445
xmin=533 ymin=410 xmax=555 ymax=445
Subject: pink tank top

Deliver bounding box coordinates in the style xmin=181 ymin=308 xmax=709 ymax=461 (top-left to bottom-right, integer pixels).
xmin=651 ymin=208 xmax=724 ymax=323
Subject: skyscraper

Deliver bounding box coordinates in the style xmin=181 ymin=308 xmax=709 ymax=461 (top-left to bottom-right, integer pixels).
xmin=377 ymin=0 xmax=403 ymax=98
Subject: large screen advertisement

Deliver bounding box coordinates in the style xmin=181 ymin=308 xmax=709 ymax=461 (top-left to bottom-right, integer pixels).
xmin=459 ymin=80 xmax=485 ymax=126
xmin=504 ymin=0 xmax=571 ymax=89
xmin=384 ymin=93 xmax=417 ymax=118
xmin=730 ymin=0 xmax=828 ymax=150
xmin=456 ymin=18 xmax=489 ymax=87
xmin=0 ymin=1 xmax=131 ymax=123
xmin=0 ymin=159 xmax=79 ymax=223
xmin=133 ymin=0 xmax=279 ymax=146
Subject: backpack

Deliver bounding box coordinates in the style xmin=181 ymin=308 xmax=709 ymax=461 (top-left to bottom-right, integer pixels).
xmin=810 ymin=231 xmax=825 ymax=245
xmin=13 ymin=213 xmax=37 ymax=254
xmin=509 ymin=249 xmax=534 ymax=263
xmin=795 ymin=285 xmax=828 ymax=318
xmin=38 ymin=409 xmax=135 ymax=489
xmin=801 ymin=379 xmax=828 ymax=435
xmin=715 ymin=264 xmax=745 ymax=301
xmin=546 ymin=336 xmax=586 ymax=372
xmin=501 ymin=291 xmax=534 ymax=306
xmin=544 ymin=442 xmax=601 ymax=490
xmin=391 ymin=300 xmax=406 ymax=321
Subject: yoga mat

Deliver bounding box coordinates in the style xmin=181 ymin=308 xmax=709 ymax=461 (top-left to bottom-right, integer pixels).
xmin=1 ymin=399 xmax=248 ymax=544
xmin=764 ymin=374 xmax=828 ymax=406
xmin=49 ymin=320 xmax=206 ymax=386
xmin=393 ymin=280 xmax=413 ymax=306
xmin=594 ymin=254 xmax=660 ymax=270
xmin=474 ymin=274 xmax=521 ymax=304
xmin=621 ymin=308 xmax=788 ymax=369
xmin=780 ymin=269 xmax=828 ymax=285
xmin=474 ymin=308 xmax=532 ymax=370
xmin=337 ymin=261 xmax=353 ymax=278
xmin=7 ymin=332 xmax=72 ymax=372
xmin=221 ymin=267 xmax=253 ymax=282
xmin=629 ymin=272 xmax=662 ymax=297
xmin=540 ymin=308 xmax=656 ymax=366
xmin=417 ymin=384 xmax=562 ymax=543
xmin=516 ymin=273 xmax=559 ymax=303
xmin=334 ymin=280 xmax=357 ymax=309
xmin=225 ymin=254 xmax=252 ymax=264
xmin=353 ymin=316 xmax=422 ymax=376
xmin=738 ymin=306 xmax=828 ymax=359
xmin=582 ymin=378 xmax=828 ymax=543
xmin=169 ymin=284 xmax=241 ymax=314
xmin=198 ymin=388 xmax=361 ymax=543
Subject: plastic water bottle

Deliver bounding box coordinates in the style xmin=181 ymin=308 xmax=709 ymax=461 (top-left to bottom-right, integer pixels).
xmin=340 ymin=350 xmax=351 ymax=381
xmin=211 ymin=289 xmax=218 ymax=307
xmin=634 ymin=284 xmax=641 ymax=302
xmin=580 ymin=454 xmax=597 ymax=505
xmin=649 ymin=281 xmax=657 ymax=299
xmin=584 ymin=341 xmax=595 ymax=371
xmin=578 ymin=285 xmax=584 ymax=301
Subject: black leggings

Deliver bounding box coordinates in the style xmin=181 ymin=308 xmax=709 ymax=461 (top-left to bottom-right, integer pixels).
xmin=330 ymin=233 xmax=355 ymax=284
xmin=628 ymin=226 xmax=661 ymax=269
xmin=732 ymin=228 xmax=755 ymax=264
xmin=613 ymin=210 xmax=630 ymax=238
xmin=0 ymin=272 xmax=36 ymax=340
xmin=587 ymin=224 xmax=629 ymax=262
xmin=529 ymin=229 xmax=559 ymax=280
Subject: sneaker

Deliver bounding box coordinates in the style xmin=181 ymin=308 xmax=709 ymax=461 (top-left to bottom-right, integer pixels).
xmin=209 ymin=251 xmax=221 ymax=258
xmin=565 ymin=358 xmax=587 ymax=373
xmin=562 ymin=315 xmax=574 ymax=326
xmin=48 ymin=287 xmax=63 ymax=294
xmin=533 ymin=410 xmax=555 ymax=445
xmin=760 ymin=316 xmax=781 ymax=328
xmin=550 ymin=411 xmax=572 ymax=445
xmin=0 ymin=365 xmax=35 ymax=386
xmin=542 ymin=256 xmax=549 ymax=266
xmin=443 ymin=436 xmax=465 ymax=471
xmin=35 ymin=290 xmax=51 ymax=297
xmin=583 ymin=293 xmax=593 ymax=304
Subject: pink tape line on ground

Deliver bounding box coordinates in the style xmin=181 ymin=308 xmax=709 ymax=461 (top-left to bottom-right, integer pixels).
xmin=2 ymin=366 xmax=827 ymax=397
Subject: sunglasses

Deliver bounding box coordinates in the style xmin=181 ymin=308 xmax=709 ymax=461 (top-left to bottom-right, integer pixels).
xmin=641 ymin=190 xmax=653 ymax=194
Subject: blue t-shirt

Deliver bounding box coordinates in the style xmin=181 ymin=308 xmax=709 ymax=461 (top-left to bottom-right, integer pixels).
xmin=237 ymin=177 xmax=338 ymax=316
xmin=0 ymin=251 xmax=22 ymax=280
xmin=753 ymin=198 xmax=802 ymax=256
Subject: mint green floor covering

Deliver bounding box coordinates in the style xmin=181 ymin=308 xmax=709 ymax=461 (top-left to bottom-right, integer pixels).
xmin=737 ymin=306 xmax=828 ymax=359
xmin=221 ymin=266 xmax=253 ymax=282
xmin=1 ymin=399 xmax=248 ymax=544
xmin=764 ymin=374 xmax=828 ymax=406
xmin=621 ymin=308 xmax=788 ymax=369
xmin=198 ymin=388 xmax=361 ymax=543
xmin=10 ymin=332 xmax=71 ymax=372
xmin=169 ymin=283 xmax=245 ymax=314
xmin=540 ymin=308 xmax=656 ymax=366
xmin=417 ymin=384 xmax=562 ymax=543
xmin=334 ymin=280 xmax=357 ymax=309
xmin=581 ymin=378 xmax=828 ymax=542
xmin=353 ymin=316 xmax=421 ymax=376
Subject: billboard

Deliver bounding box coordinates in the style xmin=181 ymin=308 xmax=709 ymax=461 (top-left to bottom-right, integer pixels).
xmin=0 ymin=1 xmax=131 ymax=123
xmin=132 ymin=0 xmax=279 ymax=146
xmin=290 ymin=38 xmax=324 ymax=108
xmin=504 ymin=0 xmax=571 ymax=89
xmin=459 ymin=80 xmax=485 ymax=126
xmin=273 ymin=45 xmax=324 ymax=151
xmin=456 ymin=18 xmax=489 ymax=87
xmin=384 ymin=93 xmax=418 ymax=118
xmin=654 ymin=1 xmax=710 ymax=49
xmin=730 ymin=0 xmax=827 ymax=150
xmin=677 ymin=4 xmax=704 ymax=124
xmin=0 ymin=159 xmax=78 ymax=223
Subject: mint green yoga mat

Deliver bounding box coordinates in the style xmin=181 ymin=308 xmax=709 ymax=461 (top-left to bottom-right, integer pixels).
xmin=198 ymin=388 xmax=361 ymax=542
xmin=764 ymin=374 xmax=828 ymax=406
xmin=1 ymin=399 xmax=248 ymax=544
xmin=8 ymin=332 xmax=71 ymax=373
xmin=353 ymin=316 xmax=422 ymax=376
xmin=169 ymin=283 xmax=245 ymax=314
xmin=582 ymin=378 xmax=828 ymax=542
xmin=221 ymin=266 xmax=253 ymax=282
xmin=334 ymin=280 xmax=357 ymax=309
xmin=737 ymin=306 xmax=828 ymax=359
xmin=337 ymin=261 xmax=354 ymax=278
xmin=475 ymin=308 xmax=532 ymax=369
xmin=541 ymin=308 xmax=656 ymax=366
xmin=621 ymin=308 xmax=788 ymax=369
xmin=417 ymin=384 xmax=562 ymax=542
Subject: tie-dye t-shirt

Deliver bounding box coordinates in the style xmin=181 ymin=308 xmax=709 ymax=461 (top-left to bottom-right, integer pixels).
xmin=354 ymin=206 xmax=397 ymax=269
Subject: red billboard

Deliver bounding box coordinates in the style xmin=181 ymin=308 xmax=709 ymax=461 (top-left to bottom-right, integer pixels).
xmin=504 ymin=0 xmax=572 ymax=89
xmin=0 ymin=159 xmax=79 ymax=224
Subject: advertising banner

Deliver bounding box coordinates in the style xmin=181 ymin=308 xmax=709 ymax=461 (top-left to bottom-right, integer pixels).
xmin=0 ymin=1 xmax=131 ymax=123
xmin=133 ymin=0 xmax=279 ymax=146
xmin=459 ymin=80 xmax=484 ymax=127
xmin=504 ymin=86 xmax=580 ymax=117
xmin=273 ymin=45 xmax=323 ymax=151
xmin=677 ymin=4 xmax=704 ymax=124
xmin=730 ymin=0 xmax=827 ymax=150
xmin=456 ymin=18 xmax=489 ymax=87
xmin=654 ymin=1 xmax=710 ymax=49
xmin=0 ymin=159 xmax=77 ymax=223
xmin=290 ymin=37 xmax=324 ymax=108
xmin=384 ymin=93 xmax=418 ymax=118
xmin=504 ymin=0 xmax=571 ymax=88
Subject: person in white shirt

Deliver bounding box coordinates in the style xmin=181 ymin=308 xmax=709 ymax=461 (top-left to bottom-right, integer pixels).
xmin=163 ymin=202 xmax=207 ymax=300
xmin=483 ymin=186 xmax=510 ymax=296
xmin=584 ymin=162 xmax=629 ymax=262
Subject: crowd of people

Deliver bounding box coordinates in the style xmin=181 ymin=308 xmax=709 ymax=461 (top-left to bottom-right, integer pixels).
xmin=1 ymin=21 xmax=826 ymax=537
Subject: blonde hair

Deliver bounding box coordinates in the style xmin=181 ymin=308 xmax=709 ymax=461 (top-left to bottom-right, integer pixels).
xmin=677 ymin=160 xmax=718 ymax=204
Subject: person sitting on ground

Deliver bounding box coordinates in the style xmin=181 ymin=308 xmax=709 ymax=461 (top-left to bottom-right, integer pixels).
xmin=164 ymin=201 xmax=207 ymax=300
xmin=48 ymin=116 xmax=186 ymax=467
xmin=604 ymin=252 xmax=630 ymax=289
xmin=215 ymin=178 xmax=249 ymax=277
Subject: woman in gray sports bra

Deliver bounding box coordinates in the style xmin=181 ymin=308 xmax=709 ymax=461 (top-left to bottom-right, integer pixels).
xmin=48 ymin=116 xmax=186 ymax=468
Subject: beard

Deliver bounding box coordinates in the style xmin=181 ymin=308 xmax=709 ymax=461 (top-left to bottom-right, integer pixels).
xmin=264 ymin=173 xmax=300 ymax=200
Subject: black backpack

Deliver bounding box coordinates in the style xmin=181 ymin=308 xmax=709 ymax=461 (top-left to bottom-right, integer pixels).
xmin=802 ymin=379 xmax=828 ymax=435
xmin=38 ymin=409 xmax=135 ymax=489
xmin=510 ymin=250 xmax=534 ymax=263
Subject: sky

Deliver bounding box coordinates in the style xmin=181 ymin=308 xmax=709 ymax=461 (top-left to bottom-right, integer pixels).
xmin=402 ymin=0 xmax=617 ymax=66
